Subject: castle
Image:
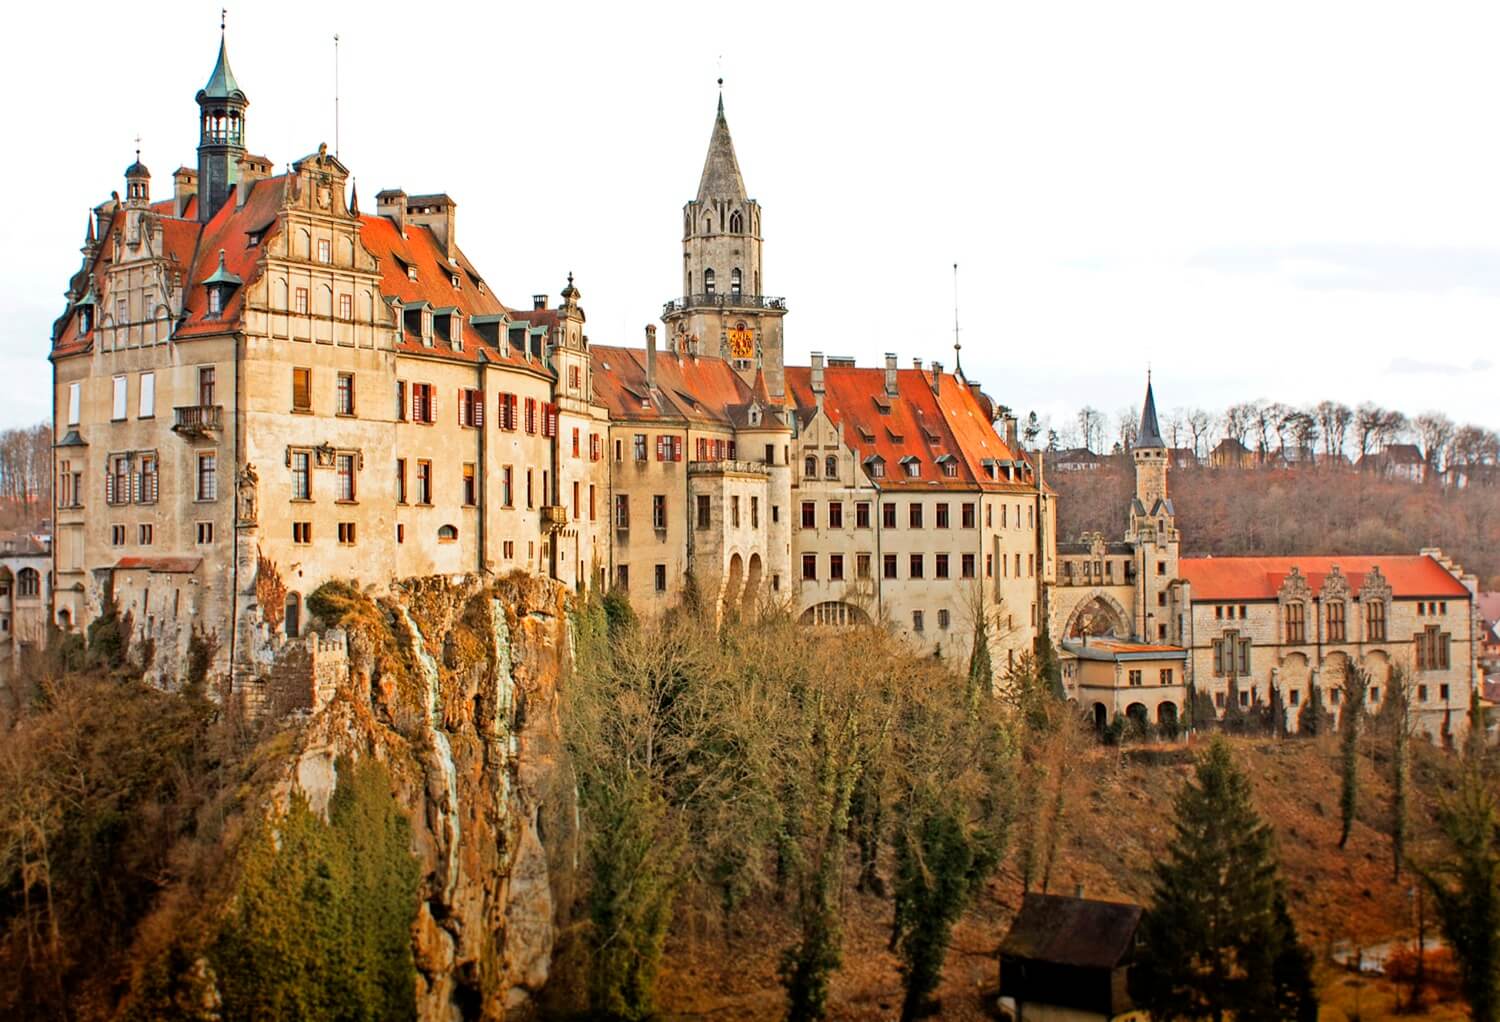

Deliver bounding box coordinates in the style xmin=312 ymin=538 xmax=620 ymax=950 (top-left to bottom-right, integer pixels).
xmin=48 ymin=31 xmax=1048 ymax=692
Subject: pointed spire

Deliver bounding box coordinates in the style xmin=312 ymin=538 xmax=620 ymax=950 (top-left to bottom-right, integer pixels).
xmin=1135 ymin=372 xmax=1165 ymax=449
xmin=200 ymin=21 xmax=245 ymax=100
xmin=349 ymin=179 xmax=359 ymax=216
xmin=696 ymin=84 xmax=747 ymax=203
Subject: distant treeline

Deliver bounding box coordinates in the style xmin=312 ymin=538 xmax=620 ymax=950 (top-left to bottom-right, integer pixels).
xmin=0 ymin=423 xmax=49 ymax=529
xmin=1050 ymin=460 xmax=1500 ymax=589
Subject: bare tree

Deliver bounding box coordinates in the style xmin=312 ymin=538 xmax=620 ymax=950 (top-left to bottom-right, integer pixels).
xmin=1315 ymin=401 xmax=1353 ymax=463
xmin=1186 ymin=408 xmax=1212 ymax=458
xmin=1222 ymin=403 xmax=1255 ymax=447
xmin=1116 ymin=406 xmax=1139 ymax=452
xmin=1413 ymin=413 xmax=1456 ymax=482
xmin=1165 ymin=408 xmax=1187 ymax=450
xmin=1249 ymin=401 xmax=1276 ymax=462
xmin=1354 ymin=403 xmax=1386 ymax=459
xmin=1076 ymin=406 xmax=1105 ymax=454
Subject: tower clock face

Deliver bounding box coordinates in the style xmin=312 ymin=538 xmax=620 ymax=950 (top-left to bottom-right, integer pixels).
xmin=728 ymin=323 xmax=754 ymax=359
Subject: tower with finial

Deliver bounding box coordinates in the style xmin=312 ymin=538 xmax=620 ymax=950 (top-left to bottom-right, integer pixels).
xmin=124 ymin=141 xmax=151 ymax=207
xmin=664 ymin=81 xmax=787 ymax=395
xmin=196 ymin=11 xmax=249 ymax=222
xmin=1126 ymin=372 xmax=1180 ymax=640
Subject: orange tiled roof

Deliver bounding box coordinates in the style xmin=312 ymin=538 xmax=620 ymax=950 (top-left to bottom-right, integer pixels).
xmin=785 ymin=365 xmax=1032 ymax=492
xmin=114 ymin=556 xmax=202 ymax=573
xmin=1180 ymin=554 xmax=1470 ymax=601
xmin=590 ymin=346 xmax=758 ymax=427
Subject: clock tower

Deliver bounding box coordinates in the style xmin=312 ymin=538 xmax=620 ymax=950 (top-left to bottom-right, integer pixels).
xmin=663 ymin=88 xmax=787 ymax=396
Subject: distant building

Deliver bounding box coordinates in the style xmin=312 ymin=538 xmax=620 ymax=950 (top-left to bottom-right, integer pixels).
xmin=1050 ymin=448 xmax=1104 ymax=472
xmin=998 ymin=892 xmax=1146 ymax=1022
xmin=1209 ymin=437 xmax=1254 ymax=469
xmin=0 ymin=534 xmax=51 ymax=683
xmin=1359 ymin=443 xmax=1425 ymax=482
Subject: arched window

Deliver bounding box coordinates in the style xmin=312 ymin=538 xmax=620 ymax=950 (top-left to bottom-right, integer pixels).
xmin=438 ymin=524 xmax=458 ymax=542
xmin=731 ymin=268 xmax=742 ymax=296
xmin=825 ymin=455 xmax=837 ymax=478
xmin=729 ymin=210 xmax=744 ymax=233
xmin=16 ymin=569 xmax=38 ymax=598
xmin=804 ymin=455 xmax=817 ymax=478
xmin=56 ymin=608 xmax=72 ymax=630
xmin=284 ymin=592 xmax=301 ymax=638
xmin=703 ymin=215 xmax=714 ymax=234
xmin=703 ymin=268 xmax=715 ymax=295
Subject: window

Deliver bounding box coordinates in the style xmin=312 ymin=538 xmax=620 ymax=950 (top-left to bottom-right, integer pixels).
xmin=961 ymin=553 xmax=976 ymax=579
xmin=526 ymin=470 xmax=534 ymax=508
xmin=942 ymin=461 xmax=958 ymax=478
xmin=295 ymin=287 xmax=309 ymax=314
xmin=111 ymin=524 xmax=126 ymax=546
xmin=338 ymin=293 xmax=352 ymax=319
xmin=801 ymin=502 xmax=816 ymax=528
xmin=653 ymin=494 xmax=667 ymax=530
xmin=1289 ymin=689 xmax=1300 ymax=707
xmin=1284 ymin=602 xmax=1306 ymax=643
xmin=196 ymin=521 xmax=214 ymax=544
xmin=1157 ymin=561 xmax=1166 ymax=576
xmin=912 ymin=611 xmax=924 ymax=633
xmin=655 ymin=563 xmax=667 ymax=593
xmin=696 ymin=494 xmax=710 ymax=529
xmin=883 ymin=554 xmax=898 ymax=579
xmin=462 ymin=464 xmax=476 ymax=506
xmin=909 ymin=554 xmax=924 ymax=579
xmin=416 ymin=460 xmax=432 ymax=505
xmin=293 ymin=521 xmax=312 ymax=545
xmin=830 ymin=554 xmax=844 ymax=581
xmin=986 ymin=554 xmax=994 ymax=577
xmin=825 ymin=455 xmax=837 ymax=478
xmin=590 ymin=433 xmax=602 ymax=461
xmin=337 ymin=373 xmax=355 ymax=416
xmin=1418 ymin=685 xmax=1429 ymax=703
xmin=903 ymin=459 xmax=920 ymax=478
xmin=828 ymin=502 xmax=843 ymax=529
xmin=412 ymin=383 xmax=435 ymax=423
xmin=936 ymin=503 xmax=949 ymax=529
xmin=935 ymin=553 xmax=950 ymax=579
xmin=634 ymin=434 xmax=648 ymax=461
xmin=856 ymin=502 xmax=871 ymax=529
xmin=395 ymin=458 xmax=408 ymax=504
xmin=338 ymin=522 xmax=357 ymax=545
xmin=111 ymin=375 xmax=127 ymax=420
xmin=317 ymin=238 xmax=332 ymax=263
xmin=802 ymin=554 xmax=817 ymax=581
xmin=883 ymin=503 xmax=897 ymax=528
xmin=704 ymin=268 xmax=715 ymax=294
xmin=1129 ymin=670 xmax=1143 ymax=687
xmin=502 ymin=466 xmax=514 ymax=507
xmin=804 ymin=455 xmax=817 ymax=478
xmin=438 ymin=524 xmax=458 ymax=543
xmin=731 ymin=496 xmax=741 ymax=527
xmin=67 ymin=382 xmax=80 ymax=425
xmin=857 ymin=553 xmax=871 ymax=579
xmin=292 ymin=367 xmax=312 ymax=411
xmin=1416 ymin=626 xmax=1451 ymax=671
xmin=1366 ymin=600 xmax=1386 ymax=641
xmin=495 ymin=392 xmax=516 ymax=430
xmin=1159 ymin=668 xmax=1174 ymax=685
xmin=751 ymin=496 xmax=759 ymax=528
xmin=615 ymin=494 xmax=630 ymax=530
xmin=138 ymin=371 xmax=155 ymax=418
xmin=197 ymin=452 xmax=217 ymax=501
xmin=569 ymin=428 xmax=580 ymax=458
xmin=524 ymin=397 xmax=538 ymax=434
xmin=1327 ymin=601 xmax=1346 ymax=643
xmin=617 ymin=564 xmax=630 ymax=591
xmin=336 ymin=454 xmax=356 ymax=501
xmin=396 ymin=380 xmax=407 ymax=421
xmin=137 ymin=454 xmax=158 ymax=503
xmin=545 ymin=403 xmax=559 ymax=438
xmin=291 ymin=451 xmax=311 ymax=500
xmin=909 ymin=504 xmax=923 ymax=528
xmin=459 ymin=388 xmax=484 ymax=427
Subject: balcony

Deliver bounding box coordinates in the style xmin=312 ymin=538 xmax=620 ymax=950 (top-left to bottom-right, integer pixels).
xmin=661 ymin=292 xmax=787 ymax=316
xmin=173 ymin=405 xmax=222 ymax=437
xmin=688 ymin=459 xmax=769 ymax=478
xmin=539 ymin=505 xmax=568 ymax=531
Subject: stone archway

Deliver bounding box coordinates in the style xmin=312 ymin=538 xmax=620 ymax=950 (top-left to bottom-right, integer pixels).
xmin=1157 ymin=701 xmax=1178 ymax=727
xmin=723 ymin=554 xmax=744 ymax=618
xmin=744 ymin=553 xmax=763 ymax=611
xmin=799 ymin=602 xmax=871 ymax=627
xmin=1092 ymin=702 xmax=1108 ymax=732
xmin=1064 ymin=591 xmax=1131 ymax=639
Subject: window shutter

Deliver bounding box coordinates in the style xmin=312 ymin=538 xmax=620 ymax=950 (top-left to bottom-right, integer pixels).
xmin=474 ymin=393 xmax=484 ymax=428
xmin=105 ymin=468 xmax=115 ymax=505
xmin=656 ymin=435 xmax=665 ymax=461
xmin=131 ymin=470 xmax=140 ymax=503
xmin=458 ymin=388 xmax=466 ymax=425
xmin=675 ymin=437 xmax=683 ymax=462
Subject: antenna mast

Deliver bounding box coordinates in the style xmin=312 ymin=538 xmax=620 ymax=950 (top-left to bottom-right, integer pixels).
xmin=952 ymin=262 xmax=963 ymax=376
xmin=334 ymin=33 xmax=341 ymax=159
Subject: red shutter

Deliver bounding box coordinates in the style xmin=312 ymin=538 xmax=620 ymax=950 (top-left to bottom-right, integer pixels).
xmin=656 ymin=435 xmax=665 ymax=461
xmin=674 ymin=437 xmax=683 ymax=462
xmin=474 ymin=392 xmax=484 ymax=428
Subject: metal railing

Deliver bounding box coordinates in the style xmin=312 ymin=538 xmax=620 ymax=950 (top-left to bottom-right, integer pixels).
xmin=661 ymin=293 xmax=787 ymax=315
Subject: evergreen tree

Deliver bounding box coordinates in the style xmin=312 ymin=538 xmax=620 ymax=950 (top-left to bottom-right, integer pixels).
xmin=1338 ymin=664 xmax=1371 ymax=850
xmin=1380 ymin=666 xmax=1412 ymax=880
xmin=1133 ymin=738 xmax=1317 ymax=1021
xmin=1418 ymin=764 xmax=1500 ymax=1022
xmin=1032 ymin=612 xmax=1065 ymax=701
xmin=1297 ymin=680 xmax=1331 ymax=737
xmin=967 ymin=614 xmax=992 ymax=705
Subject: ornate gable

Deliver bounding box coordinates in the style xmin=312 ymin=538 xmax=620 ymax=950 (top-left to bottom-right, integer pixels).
xmin=1320 ymin=565 xmax=1351 ymax=604
xmin=1278 ymin=566 xmax=1312 ymax=605
xmin=1359 ymin=564 xmax=1393 ymax=605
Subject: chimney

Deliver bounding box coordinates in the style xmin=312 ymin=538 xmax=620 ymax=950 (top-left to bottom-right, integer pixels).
xmin=172 ymin=167 xmax=198 ymax=219
xmin=533 ymin=295 xmax=548 ymax=311
xmin=376 ymin=189 xmax=408 ymax=236
xmin=810 ymin=352 xmax=825 ymax=408
xmin=405 ymin=194 xmax=458 ymax=261
xmin=884 ymin=352 xmax=898 ymax=397
xmin=235 ymin=155 xmax=268 ymax=209
xmin=912 ymin=358 xmax=923 ymax=370
xmin=645 ymin=324 xmax=657 ymax=387
xmin=1005 ymin=414 xmax=1019 ymax=450
xmin=931 ymin=361 xmax=943 ymax=396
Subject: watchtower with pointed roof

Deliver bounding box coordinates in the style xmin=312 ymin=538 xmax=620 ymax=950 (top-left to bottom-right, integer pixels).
xmin=196 ymin=29 xmax=249 ymax=222
xmin=664 ymin=88 xmax=787 ymax=396
xmin=1126 ymin=375 xmax=1179 ymax=640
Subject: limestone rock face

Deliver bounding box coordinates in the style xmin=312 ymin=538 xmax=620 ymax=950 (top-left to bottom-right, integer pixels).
xmin=271 ymin=573 xmax=574 ymax=1020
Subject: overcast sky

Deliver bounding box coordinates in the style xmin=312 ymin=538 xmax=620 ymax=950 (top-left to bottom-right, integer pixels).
xmin=5 ymin=0 xmax=1497 ymax=437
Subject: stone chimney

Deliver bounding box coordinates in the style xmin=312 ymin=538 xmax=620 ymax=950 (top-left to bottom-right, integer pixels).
xmin=645 ymin=324 xmax=657 ymax=387
xmin=235 ymin=155 xmax=270 ymax=209
xmin=376 ymin=189 xmax=407 ymax=236
xmin=912 ymin=358 xmax=923 ymax=370
xmin=810 ymin=352 xmax=825 ymax=409
xmin=407 ymin=194 xmax=457 ymax=262
xmin=1005 ymin=414 xmax=1020 ymax=450
xmin=172 ymin=167 xmax=198 ymax=219
xmin=533 ymin=295 xmax=548 ymax=311
xmin=931 ymin=361 xmax=943 ymax=396
xmin=884 ymin=352 xmax=898 ymax=397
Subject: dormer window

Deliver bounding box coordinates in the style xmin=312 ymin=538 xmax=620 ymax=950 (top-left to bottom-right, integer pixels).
xmin=200 ymin=249 xmax=242 ymax=322
xmin=407 ymin=265 xmax=419 ymax=282
xmin=450 ymin=273 xmax=461 ymax=290
xmin=866 ymin=456 xmax=886 ymax=479
xmin=901 ymin=456 xmax=921 ymax=478
xmin=208 ymin=289 xmax=223 ymax=316
xmin=79 ymin=308 xmax=92 ymax=334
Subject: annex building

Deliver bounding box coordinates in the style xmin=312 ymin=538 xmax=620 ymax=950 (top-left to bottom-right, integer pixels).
xmin=1052 ymin=380 xmax=1482 ymax=740
xmin=47 ymin=32 xmax=1048 ymax=693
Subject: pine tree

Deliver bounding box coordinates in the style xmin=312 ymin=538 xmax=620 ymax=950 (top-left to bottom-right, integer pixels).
xmin=1380 ymin=666 xmax=1412 ymax=880
xmin=1133 ymin=738 xmax=1317 ymax=1021
xmin=1032 ymin=613 xmax=1065 ymax=701
xmin=1297 ymin=680 xmax=1331 ymax=737
xmin=1338 ymin=664 xmax=1371 ymax=849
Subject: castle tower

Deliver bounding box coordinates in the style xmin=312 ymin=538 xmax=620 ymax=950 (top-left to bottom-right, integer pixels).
xmin=195 ymin=27 xmax=249 ymax=222
xmin=124 ymin=151 xmax=151 ymax=207
xmin=1127 ymin=375 xmax=1180 ymax=641
xmin=664 ymin=87 xmax=787 ymax=396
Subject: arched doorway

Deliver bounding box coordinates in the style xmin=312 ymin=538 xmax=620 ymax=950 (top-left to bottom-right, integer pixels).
xmin=744 ymin=553 xmax=763 ymax=611
xmin=285 ymin=592 xmax=301 ymax=638
xmin=723 ymin=554 xmax=744 ymax=618
xmin=1092 ymin=702 xmax=1108 ymax=733
xmin=1157 ymin=701 xmax=1177 ymax=728
xmin=1126 ymin=702 xmax=1149 ymax=733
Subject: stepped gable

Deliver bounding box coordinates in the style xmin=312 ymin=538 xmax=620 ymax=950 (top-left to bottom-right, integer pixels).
xmin=1180 ymin=553 xmax=1471 ymax=600
xmin=590 ymin=344 xmax=755 ymax=427
xmin=785 ymin=364 xmax=1029 ymax=492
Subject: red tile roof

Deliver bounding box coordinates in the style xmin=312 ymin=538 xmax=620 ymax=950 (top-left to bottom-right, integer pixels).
xmin=590 ymin=346 xmax=758 ymax=427
xmin=1180 ymin=554 xmax=1471 ymax=600
xmin=784 ymin=365 xmax=1032 ymax=492
xmin=113 ymin=556 xmax=203 ymax=573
